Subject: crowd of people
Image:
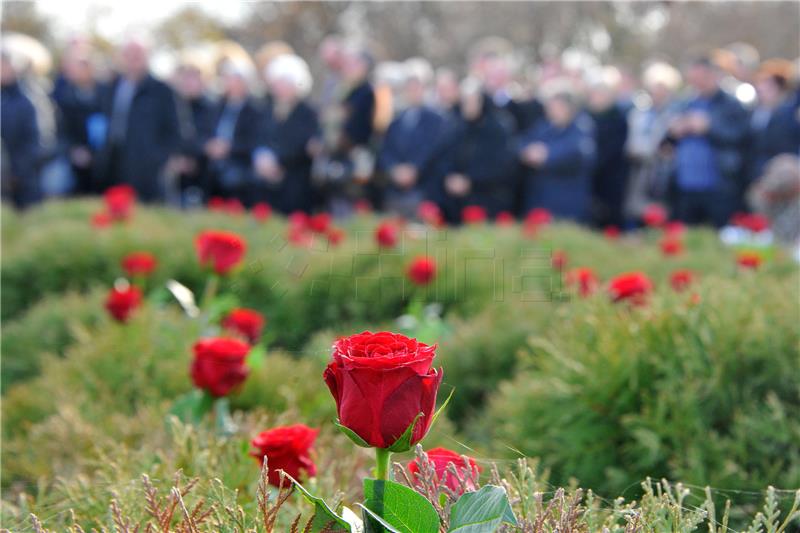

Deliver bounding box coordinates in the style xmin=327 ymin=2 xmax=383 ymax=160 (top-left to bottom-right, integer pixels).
xmin=2 ymin=34 xmax=799 ymax=230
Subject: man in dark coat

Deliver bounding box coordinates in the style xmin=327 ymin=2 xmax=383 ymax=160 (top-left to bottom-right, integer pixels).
xmin=1 ymin=50 xmax=40 ymax=208
xmin=432 ymin=80 xmax=515 ymax=223
xmin=97 ymin=39 xmax=179 ymax=201
xmin=379 ymin=59 xmax=445 ymax=218
xmin=517 ymin=85 xmax=596 ymax=222
xmin=587 ymin=79 xmax=629 ymax=228
xmin=668 ymin=57 xmax=749 ymax=226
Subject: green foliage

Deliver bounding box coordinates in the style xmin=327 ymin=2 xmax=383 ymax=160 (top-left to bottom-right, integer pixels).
xmin=361 ymin=479 xmax=440 ymax=533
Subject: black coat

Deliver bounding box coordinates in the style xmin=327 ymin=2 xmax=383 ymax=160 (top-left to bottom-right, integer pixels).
xmin=97 ymin=75 xmax=179 ymax=201
xmin=747 ymin=100 xmax=800 ymax=182
xmin=589 ymin=105 xmax=629 ymax=227
xmin=341 ymin=81 xmax=375 ymax=149
xmin=1 ymin=82 xmax=40 ymax=207
xmin=205 ymin=97 xmax=262 ymax=167
xmin=379 ymin=106 xmax=445 ymax=194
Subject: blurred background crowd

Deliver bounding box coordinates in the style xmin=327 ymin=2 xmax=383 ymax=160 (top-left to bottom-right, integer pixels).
xmin=1 ymin=1 xmax=799 ymax=233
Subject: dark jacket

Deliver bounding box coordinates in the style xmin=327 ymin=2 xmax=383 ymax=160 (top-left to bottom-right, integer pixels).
xmin=432 ymin=100 xmax=515 ymax=220
xmin=341 ymin=81 xmax=375 ymax=149
xmin=747 ymin=100 xmax=800 ymax=183
xmin=1 ymin=82 xmax=41 ymax=207
xmin=589 ymin=105 xmax=629 ymax=226
xmin=517 ymin=116 xmax=596 ymax=222
xmin=379 ymin=106 xmax=445 ymax=194
xmin=258 ymin=100 xmax=319 ymax=214
xmin=491 ymin=95 xmax=545 ymax=134
xmin=97 ymin=74 xmax=179 ymax=201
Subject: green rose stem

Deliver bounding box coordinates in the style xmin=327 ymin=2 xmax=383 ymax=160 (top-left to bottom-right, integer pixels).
xmin=201 ymin=273 xmax=219 ymax=310
xmin=375 ymin=447 xmax=391 ymax=481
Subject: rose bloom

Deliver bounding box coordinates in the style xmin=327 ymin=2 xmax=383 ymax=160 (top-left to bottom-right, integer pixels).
xmin=287 ymin=226 xmax=314 ymax=248
xmin=250 ymin=424 xmax=319 ymax=488
xmin=642 ymin=204 xmax=667 ymax=227
xmin=327 ymin=227 xmax=345 ymax=247
xmin=495 ymin=211 xmax=515 ymax=226
xmin=121 ymin=251 xmax=157 ymax=277
xmin=288 ymin=211 xmax=310 ymax=229
xmin=408 ymin=447 xmax=481 ymax=495
xmin=190 ymin=337 xmax=250 ymax=397
xmin=660 ymin=237 xmax=684 ymax=256
xmin=104 ymin=185 xmax=136 ymax=220
xmin=354 ymin=199 xmax=373 ymax=214
xmin=524 ymin=208 xmax=552 ymax=228
xmin=551 ymin=250 xmax=568 ymax=271
xmin=670 ymin=269 xmax=695 ymax=292
xmin=91 ymin=210 xmax=113 ymax=228
xmin=462 ymin=205 xmax=487 ymax=224
xmin=664 ymin=221 xmax=686 ymax=237
xmin=208 ymin=196 xmax=227 ymax=211
xmin=407 ymin=256 xmax=437 ymax=286
xmin=195 ymin=230 xmax=247 ymax=275
xmin=309 ymin=213 xmax=332 ymax=233
xmin=222 ymin=308 xmax=266 ymax=344
xmin=604 ymin=225 xmax=621 ymax=240
xmin=736 ymin=251 xmax=763 ymax=270
xmin=252 ymin=202 xmax=272 ymax=222
xmin=608 ymin=272 xmax=653 ymax=305
xmin=324 ymin=331 xmax=443 ymax=449
xmin=731 ymin=212 xmax=769 ymax=233
xmin=565 ymin=267 xmax=599 ymax=297
xmin=375 ymin=222 xmax=399 ymax=248
xmin=418 ymin=201 xmax=444 ymax=227
xmin=105 ymin=285 xmax=143 ymax=322
xmin=225 ymin=198 xmax=245 ymax=215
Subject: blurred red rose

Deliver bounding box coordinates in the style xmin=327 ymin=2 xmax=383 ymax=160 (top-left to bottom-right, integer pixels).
xmin=495 ymin=211 xmax=515 ymax=226
xmin=604 ymin=225 xmax=621 ymax=239
xmin=287 ymin=226 xmax=314 ymax=248
xmin=731 ymin=212 xmax=769 ymax=233
xmin=407 ymin=256 xmax=437 ymax=286
xmin=105 ymin=284 xmax=142 ymax=322
xmin=250 ymin=424 xmax=319 ymax=488
xmin=190 ymin=337 xmax=250 ymax=397
xmin=660 ymin=237 xmax=684 ymax=256
xmin=408 ymin=447 xmax=481 ymax=495
xmin=222 ymin=308 xmax=266 ymax=344
xmin=252 ymin=202 xmax=272 ymax=222
xmin=354 ymin=199 xmax=373 ymax=214
xmin=565 ymin=267 xmax=599 ymax=297
xmin=375 ymin=221 xmax=399 ymax=248
xmin=208 ymin=197 xmax=227 ymax=211
xmin=327 ymin=227 xmax=345 ymax=247
xmin=736 ymin=251 xmax=763 ymax=270
xmin=524 ymin=208 xmax=552 ymax=228
xmin=608 ymin=272 xmax=653 ymax=305
xmin=309 ymin=213 xmax=332 ymax=233
xmin=551 ymin=250 xmax=568 ymax=271
xmin=104 ymin=185 xmax=136 ymax=220
xmin=642 ymin=204 xmax=667 ymax=227
xmin=462 ymin=205 xmax=487 ymax=224
xmin=121 ymin=252 xmax=157 ymax=277
xmin=323 ymin=331 xmax=443 ymax=449
xmin=91 ymin=211 xmax=113 ymax=228
xmin=418 ymin=201 xmax=444 ymax=227
xmin=195 ymin=230 xmax=246 ymax=275
xmin=670 ymin=269 xmax=695 ymax=292
xmin=664 ymin=221 xmax=686 ymax=237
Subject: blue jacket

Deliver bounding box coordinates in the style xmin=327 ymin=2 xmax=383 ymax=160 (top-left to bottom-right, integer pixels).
xmin=517 ymin=117 xmax=596 ymax=221
xmin=747 ymin=100 xmax=800 ymax=182
xmin=341 ymin=81 xmax=375 ymax=148
xmin=1 ymin=82 xmax=41 ymax=207
xmin=379 ymin=106 xmax=445 ymax=194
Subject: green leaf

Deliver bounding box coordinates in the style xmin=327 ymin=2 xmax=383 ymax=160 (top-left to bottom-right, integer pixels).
xmin=284 ymin=473 xmax=351 ymax=532
xmin=361 ymin=478 xmax=440 ymax=533
xmin=386 ymin=412 xmax=424 ymax=453
xmin=430 ymin=385 xmax=455 ymax=429
xmin=246 ymin=344 xmax=267 ymax=370
xmin=169 ymin=389 xmax=214 ymax=425
xmin=334 ymin=419 xmax=372 ymax=448
xmin=447 ymin=485 xmax=517 ymax=533
xmin=214 ymin=397 xmax=236 ymax=436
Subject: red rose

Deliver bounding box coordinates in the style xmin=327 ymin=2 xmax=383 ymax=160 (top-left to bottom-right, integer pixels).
xmin=250 ymin=424 xmax=319 ymax=488
xmin=731 ymin=213 xmax=769 ymax=233
xmin=375 ymin=222 xmax=399 ymax=248
xmin=222 ymin=308 xmax=266 ymax=344
xmin=670 ymin=269 xmax=694 ymax=292
xmin=190 ymin=337 xmax=250 ymax=397
xmin=327 ymin=227 xmax=345 ymax=247
xmin=551 ymin=250 xmax=568 ymax=271
xmin=461 ymin=205 xmax=487 ymax=224
xmin=91 ymin=211 xmax=113 ymax=228
xmin=104 ymin=185 xmax=136 ymax=220
xmin=495 ymin=211 xmax=515 ymax=226
xmin=604 ymin=225 xmax=621 ymax=239
xmin=288 ymin=211 xmax=310 ymax=229
xmin=565 ymin=267 xmax=598 ymax=297
xmin=524 ymin=208 xmax=552 ymax=227
xmin=252 ymin=202 xmax=272 ymax=222
xmin=309 ymin=213 xmax=332 ymax=233
xmin=417 ymin=201 xmax=444 ymax=227
xmin=208 ymin=196 xmax=227 ymax=211
xmin=608 ymin=272 xmax=653 ymax=305
xmin=408 ymin=447 xmax=481 ymax=495
xmin=121 ymin=251 xmax=157 ymax=277
xmin=664 ymin=221 xmax=686 ymax=237
xmin=407 ymin=256 xmax=437 ymax=286
xmin=105 ymin=284 xmax=142 ymax=322
xmin=195 ymin=230 xmax=247 ymax=275
xmin=660 ymin=237 xmax=683 ymax=256
xmin=736 ymin=251 xmax=763 ymax=270
xmin=225 ymin=198 xmax=245 ymax=215
xmin=323 ymin=331 xmax=443 ymax=449
xmin=287 ymin=226 xmax=314 ymax=248
xmin=355 ymin=199 xmax=373 ymax=214
xmin=642 ymin=204 xmax=667 ymax=227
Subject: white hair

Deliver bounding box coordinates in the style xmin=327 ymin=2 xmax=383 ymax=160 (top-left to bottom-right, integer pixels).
xmin=642 ymin=61 xmax=682 ymax=93
xmin=267 ymin=54 xmax=312 ymax=98
xmin=403 ymin=57 xmax=433 ymax=85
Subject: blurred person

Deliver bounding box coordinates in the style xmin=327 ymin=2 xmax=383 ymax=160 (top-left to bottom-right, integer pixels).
xmin=168 ymin=56 xmax=215 ymax=206
xmin=624 ymin=61 xmax=683 ymax=222
xmin=1 ymin=48 xmax=41 ymax=208
xmin=715 ymin=42 xmax=760 ymax=109
xmin=373 ymin=61 xmax=406 ymax=134
xmin=52 ymin=43 xmax=105 ymax=195
xmin=432 ymin=78 xmax=514 ymax=223
xmin=434 ymin=67 xmax=461 ymax=117
xmin=517 ymin=80 xmax=596 ymax=222
xmin=97 ymin=37 xmax=179 ymax=201
xmin=747 ymin=154 xmax=800 ymax=250
xmin=317 ymin=35 xmax=345 ymax=112
xmin=253 ymin=54 xmax=319 ymax=214
xmin=746 ymin=60 xmax=800 ymax=184
xmin=668 ymin=56 xmax=748 ymax=226
xmin=586 ymin=67 xmax=629 ymax=228
xmin=379 ymin=58 xmax=445 ymax=218
xmin=254 ymin=40 xmax=294 ymax=121
xmin=483 ymin=54 xmax=544 ymax=133
xmin=204 ymin=60 xmax=262 ymax=205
